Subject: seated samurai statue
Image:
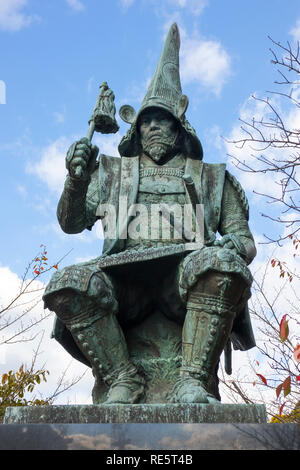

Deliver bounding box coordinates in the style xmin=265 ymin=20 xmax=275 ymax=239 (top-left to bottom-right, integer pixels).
xmin=43 ymin=23 xmax=256 ymax=405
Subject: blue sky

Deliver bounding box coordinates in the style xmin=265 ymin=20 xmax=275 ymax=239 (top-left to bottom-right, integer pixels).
xmin=1 ymin=0 xmax=300 ymax=405
xmin=1 ymin=0 xmax=300 ymax=274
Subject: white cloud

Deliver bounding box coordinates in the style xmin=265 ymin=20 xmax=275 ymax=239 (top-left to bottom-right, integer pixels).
xmin=66 ymin=0 xmax=85 ymax=12
xmin=157 ymin=22 xmax=232 ymax=96
xmin=26 ymin=137 xmax=69 ymax=194
xmin=120 ymin=0 xmax=208 ymax=13
xmin=290 ymin=18 xmax=300 ymax=42
xmin=0 ymin=0 xmax=38 ymax=32
xmin=166 ymin=0 xmax=208 ymax=15
xmin=93 ymin=132 xmax=121 ymax=157
xmin=119 ymin=0 xmax=135 ymax=9
xmin=0 ymin=264 xmax=93 ymax=404
xmin=27 ymin=133 xmax=121 ymax=195
xmin=180 ymin=36 xmax=232 ymax=96
xmin=224 ymin=87 xmax=300 ymax=208
xmin=53 ymin=111 xmax=65 ymax=124
xmin=87 ymin=76 xmax=95 ymax=94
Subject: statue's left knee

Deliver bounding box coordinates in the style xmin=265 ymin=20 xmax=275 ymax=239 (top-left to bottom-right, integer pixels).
xmin=188 ymin=271 xmax=248 ymax=311
xmin=177 ymin=246 xmax=252 ymax=309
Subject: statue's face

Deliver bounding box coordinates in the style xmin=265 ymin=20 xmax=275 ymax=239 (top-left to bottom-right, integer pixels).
xmin=138 ymin=108 xmax=179 ymax=163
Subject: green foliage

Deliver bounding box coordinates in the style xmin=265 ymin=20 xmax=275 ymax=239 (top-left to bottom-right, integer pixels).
xmin=0 ymin=365 xmax=51 ymax=421
xmin=270 ymin=402 xmax=300 ymax=424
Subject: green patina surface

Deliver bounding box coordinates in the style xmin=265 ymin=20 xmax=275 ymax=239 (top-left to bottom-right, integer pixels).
xmin=4 ymin=403 xmax=267 ymax=424
xmin=41 ymin=23 xmax=257 ymax=408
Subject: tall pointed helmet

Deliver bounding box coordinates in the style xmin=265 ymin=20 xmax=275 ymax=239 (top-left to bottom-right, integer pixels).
xmin=118 ymin=23 xmax=203 ymax=159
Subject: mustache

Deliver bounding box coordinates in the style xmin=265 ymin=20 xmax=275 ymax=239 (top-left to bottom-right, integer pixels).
xmin=146 ymin=131 xmax=162 ymax=141
xmin=142 ymin=131 xmax=173 ymax=145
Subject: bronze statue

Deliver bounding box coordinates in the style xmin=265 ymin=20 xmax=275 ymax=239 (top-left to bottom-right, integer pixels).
xmin=43 ymin=24 xmax=256 ymax=405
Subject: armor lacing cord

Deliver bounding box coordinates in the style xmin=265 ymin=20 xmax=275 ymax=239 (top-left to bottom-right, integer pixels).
xmin=103 ymin=363 xmax=137 ymax=386
xmin=187 ymin=292 xmax=235 ymax=317
xmin=67 ymin=306 xmax=110 ymax=333
xmin=139 ymin=167 xmax=184 ymax=178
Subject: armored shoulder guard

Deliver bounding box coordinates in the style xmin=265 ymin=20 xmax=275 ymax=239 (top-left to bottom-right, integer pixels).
xmin=225 ymin=170 xmax=249 ymax=220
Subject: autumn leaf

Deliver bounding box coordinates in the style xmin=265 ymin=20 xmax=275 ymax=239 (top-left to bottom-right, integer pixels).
xmin=282 ymin=376 xmax=291 ymax=397
xmin=279 ymin=402 xmax=286 ymax=416
xmin=279 ymin=315 xmax=289 ymax=342
xmin=2 ymin=373 xmax=8 ymax=384
xmin=257 ymin=373 xmax=267 ymax=386
xmin=293 ymin=344 xmax=300 ymax=363
xmin=53 ymin=264 xmax=58 ymax=270
xmin=276 ymin=382 xmax=283 ymax=398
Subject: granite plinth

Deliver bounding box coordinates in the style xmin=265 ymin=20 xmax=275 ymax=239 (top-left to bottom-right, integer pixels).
xmin=0 ymin=422 xmax=299 ymax=450
xmin=4 ymin=403 xmax=267 ymax=424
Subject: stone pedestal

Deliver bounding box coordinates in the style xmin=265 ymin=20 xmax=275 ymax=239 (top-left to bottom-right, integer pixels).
xmin=2 ymin=404 xmax=299 ymax=450
xmin=4 ymin=403 xmax=266 ymax=424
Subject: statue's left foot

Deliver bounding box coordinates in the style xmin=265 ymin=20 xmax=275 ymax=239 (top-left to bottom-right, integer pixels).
xmin=170 ymin=376 xmax=220 ymax=404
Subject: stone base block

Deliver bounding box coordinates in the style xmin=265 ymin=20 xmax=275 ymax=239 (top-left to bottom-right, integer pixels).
xmin=4 ymin=403 xmax=266 ymax=424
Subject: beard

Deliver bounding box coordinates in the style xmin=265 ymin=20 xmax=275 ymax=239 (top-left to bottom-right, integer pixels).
xmin=141 ymin=133 xmax=179 ymax=163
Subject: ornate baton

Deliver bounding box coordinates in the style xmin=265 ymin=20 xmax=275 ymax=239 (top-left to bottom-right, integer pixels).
xmin=75 ymin=81 xmax=119 ymax=178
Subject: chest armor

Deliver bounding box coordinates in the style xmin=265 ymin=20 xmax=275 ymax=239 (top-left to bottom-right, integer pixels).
xmin=124 ymin=166 xmax=192 ymax=249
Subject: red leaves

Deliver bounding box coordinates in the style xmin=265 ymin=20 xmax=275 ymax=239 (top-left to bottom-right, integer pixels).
xmin=270 ymin=257 xmax=293 ymax=282
xmin=279 ymin=315 xmax=289 ymax=342
xmin=276 ymin=376 xmax=291 ymax=398
xmin=279 ymin=402 xmax=286 ymax=416
xmin=283 ymin=376 xmax=291 ymax=396
xmin=32 ymin=245 xmax=59 ymax=276
xmin=257 ymin=373 xmax=267 ymax=386
xmin=276 ymin=382 xmax=283 ymax=399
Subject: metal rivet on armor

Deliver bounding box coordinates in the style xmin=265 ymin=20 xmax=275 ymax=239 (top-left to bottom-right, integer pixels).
xmin=210 ymin=328 xmax=216 ymax=336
